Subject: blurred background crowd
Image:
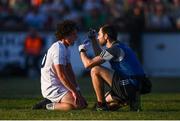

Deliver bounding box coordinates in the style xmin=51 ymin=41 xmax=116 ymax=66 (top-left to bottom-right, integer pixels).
xmin=1 ymin=0 xmax=180 ymax=31
xmin=1 ymin=0 xmax=180 ymax=78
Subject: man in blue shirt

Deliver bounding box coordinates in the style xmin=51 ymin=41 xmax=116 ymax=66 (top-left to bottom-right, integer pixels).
xmin=79 ymin=24 xmax=147 ymax=111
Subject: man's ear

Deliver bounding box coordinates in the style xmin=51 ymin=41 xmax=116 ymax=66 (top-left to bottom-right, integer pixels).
xmin=104 ymin=34 xmax=108 ymax=40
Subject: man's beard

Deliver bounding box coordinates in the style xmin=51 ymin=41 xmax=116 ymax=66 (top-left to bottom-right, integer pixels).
xmin=100 ymin=41 xmax=106 ymax=46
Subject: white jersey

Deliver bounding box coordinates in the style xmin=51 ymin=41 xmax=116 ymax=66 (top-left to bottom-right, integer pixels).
xmin=41 ymin=41 xmax=71 ymax=102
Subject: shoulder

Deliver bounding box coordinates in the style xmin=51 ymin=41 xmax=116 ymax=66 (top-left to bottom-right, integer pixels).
xmin=49 ymin=41 xmax=65 ymax=51
xmin=106 ymin=42 xmax=122 ymax=54
xmin=103 ymin=43 xmax=125 ymax=60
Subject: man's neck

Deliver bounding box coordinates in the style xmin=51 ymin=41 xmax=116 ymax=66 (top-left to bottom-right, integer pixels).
xmin=107 ymin=40 xmax=116 ymax=48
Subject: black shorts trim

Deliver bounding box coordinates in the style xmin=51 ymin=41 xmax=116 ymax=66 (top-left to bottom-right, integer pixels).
xmin=110 ymin=72 xmax=137 ymax=102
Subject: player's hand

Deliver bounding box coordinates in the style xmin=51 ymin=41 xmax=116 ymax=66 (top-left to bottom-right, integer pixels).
xmin=78 ymin=91 xmax=88 ymax=108
xmin=72 ymin=91 xmax=87 ymax=109
xmin=79 ymin=95 xmax=88 ymax=109
xmin=88 ymin=28 xmax=97 ymax=39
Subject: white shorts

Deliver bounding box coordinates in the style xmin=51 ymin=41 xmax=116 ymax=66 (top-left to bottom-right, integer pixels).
xmin=42 ymin=88 xmax=69 ymax=103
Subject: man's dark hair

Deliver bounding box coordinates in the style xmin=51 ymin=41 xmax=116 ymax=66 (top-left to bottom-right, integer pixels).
xmin=101 ymin=24 xmax=117 ymax=41
xmin=55 ymin=20 xmax=77 ymax=40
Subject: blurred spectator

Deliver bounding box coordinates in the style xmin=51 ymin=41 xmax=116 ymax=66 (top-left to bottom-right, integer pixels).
xmin=169 ymin=0 xmax=180 ymax=29
xmin=83 ymin=4 xmax=107 ymax=30
xmin=0 ymin=1 xmax=24 ymax=29
xmin=24 ymin=6 xmax=47 ymax=29
xmin=83 ymin=0 xmax=101 ymax=12
xmin=0 ymin=1 xmax=9 ymax=27
xmin=0 ymin=0 xmax=179 ymax=31
xmin=31 ymin=0 xmax=43 ymax=7
xmin=63 ymin=0 xmax=73 ymax=10
xmin=23 ymin=28 xmax=45 ymax=78
xmin=39 ymin=0 xmax=56 ymax=29
xmin=72 ymin=0 xmax=84 ymax=11
xmin=39 ymin=0 xmax=66 ymax=29
xmin=126 ymin=5 xmax=145 ymax=63
xmin=9 ymin=0 xmax=30 ymax=17
xmin=3 ymin=7 xmax=24 ymax=29
xmin=103 ymin=0 xmax=125 ymax=28
xmin=63 ymin=6 xmax=83 ymax=30
xmin=146 ymin=2 xmax=172 ymax=29
xmin=176 ymin=17 xmax=180 ymax=30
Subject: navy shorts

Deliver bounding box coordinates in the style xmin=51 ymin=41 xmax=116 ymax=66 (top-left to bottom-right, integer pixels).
xmin=110 ymin=72 xmax=137 ymax=103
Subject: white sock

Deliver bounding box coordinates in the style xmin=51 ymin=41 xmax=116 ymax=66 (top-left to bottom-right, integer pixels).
xmin=46 ymin=103 xmax=55 ymax=110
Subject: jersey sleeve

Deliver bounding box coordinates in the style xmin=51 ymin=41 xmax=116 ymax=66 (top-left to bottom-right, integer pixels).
xmin=99 ymin=45 xmax=124 ymax=61
xmin=52 ymin=44 xmax=66 ymax=65
xmin=99 ymin=49 xmax=113 ymax=61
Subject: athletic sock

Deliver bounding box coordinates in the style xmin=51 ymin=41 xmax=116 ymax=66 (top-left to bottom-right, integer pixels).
xmin=46 ymin=103 xmax=55 ymax=110
xmin=97 ymin=102 xmax=103 ymax=107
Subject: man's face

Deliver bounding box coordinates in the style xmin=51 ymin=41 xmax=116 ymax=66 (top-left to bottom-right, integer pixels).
xmin=65 ymin=30 xmax=78 ymax=46
xmin=97 ymin=28 xmax=106 ymax=46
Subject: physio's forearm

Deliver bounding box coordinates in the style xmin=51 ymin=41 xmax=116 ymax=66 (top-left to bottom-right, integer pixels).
xmin=91 ymin=38 xmax=102 ymax=56
xmin=80 ymin=52 xmax=91 ymax=68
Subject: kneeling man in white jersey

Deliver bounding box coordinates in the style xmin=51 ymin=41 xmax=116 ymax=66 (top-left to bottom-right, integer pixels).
xmin=32 ymin=20 xmax=87 ymax=111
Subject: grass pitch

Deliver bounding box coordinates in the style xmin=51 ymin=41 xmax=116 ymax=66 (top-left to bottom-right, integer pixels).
xmin=0 ymin=76 xmax=180 ymax=120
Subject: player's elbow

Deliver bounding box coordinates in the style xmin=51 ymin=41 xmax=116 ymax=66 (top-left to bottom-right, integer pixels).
xmin=84 ymin=62 xmax=94 ymax=69
xmin=84 ymin=63 xmax=91 ymax=69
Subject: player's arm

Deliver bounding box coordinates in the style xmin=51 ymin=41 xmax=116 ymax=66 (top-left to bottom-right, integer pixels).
xmin=80 ymin=51 xmax=105 ymax=69
xmin=66 ymin=63 xmax=78 ymax=88
xmin=66 ymin=63 xmax=88 ymax=106
xmin=53 ymin=64 xmax=87 ymax=108
xmin=53 ymin=64 xmax=77 ymax=93
xmin=51 ymin=46 xmax=77 ymax=92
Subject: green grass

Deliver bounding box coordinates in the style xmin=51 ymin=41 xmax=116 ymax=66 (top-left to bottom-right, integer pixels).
xmin=0 ymin=76 xmax=180 ymax=120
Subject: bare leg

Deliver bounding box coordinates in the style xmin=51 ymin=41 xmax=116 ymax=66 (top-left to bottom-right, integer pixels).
xmin=90 ymin=66 xmax=113 ymax=103
xmin=54 ymin=103 xmax=74 ymax=111
xmin=53 ymin=92 xmax=75 ymax=111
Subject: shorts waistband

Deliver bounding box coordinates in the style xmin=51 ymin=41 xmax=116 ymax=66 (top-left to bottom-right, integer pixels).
xmin=121 ymin=75 xmax=146 ymax=80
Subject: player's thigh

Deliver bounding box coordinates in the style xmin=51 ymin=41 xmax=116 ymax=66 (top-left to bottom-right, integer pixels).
xmin=60 ymin=91 xmax=75 ymax=106
xmin=91 ymin=66 xmax=114 ymax=86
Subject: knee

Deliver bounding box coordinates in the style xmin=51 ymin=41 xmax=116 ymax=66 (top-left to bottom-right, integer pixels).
xmin=90 ymin=66 xmax=100 ymax=77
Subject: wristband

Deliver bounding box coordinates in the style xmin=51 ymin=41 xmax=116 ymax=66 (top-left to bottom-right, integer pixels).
xmin=80 ymin=49 xmax=86 ymax=53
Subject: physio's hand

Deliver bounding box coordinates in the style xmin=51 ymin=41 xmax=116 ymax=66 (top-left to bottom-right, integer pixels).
xmin=78 ymin=44 xmax=86 ymax=52
xmin=88 ymin=28 xmax=97 ymax=39
xmin=78 ymin=42 xmax=90 ymax=52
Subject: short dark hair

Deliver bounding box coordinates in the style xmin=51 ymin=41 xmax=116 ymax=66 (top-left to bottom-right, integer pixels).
xmin=55 ymin=20 xmax=77 ymax=40
xmin=101 ymin=24 xmax=117 ymax=41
